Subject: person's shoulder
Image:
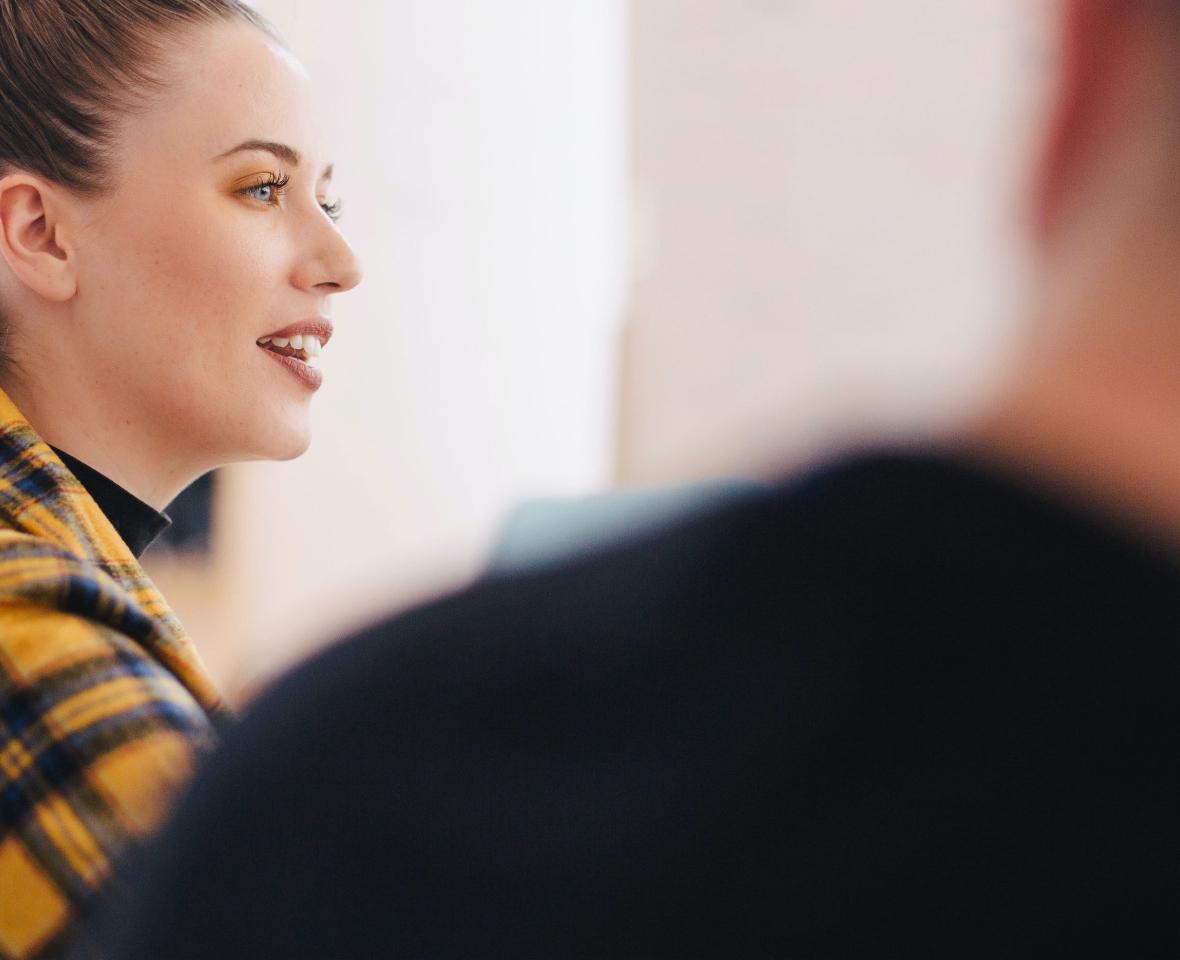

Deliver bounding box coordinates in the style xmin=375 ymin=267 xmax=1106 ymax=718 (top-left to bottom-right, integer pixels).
xmin=238 ymin=443 xmax=1180 ymax=744
xmin=0 ymin=575 xmax=216 ymax=960
xmin=763 ymin=443 xmax=1180 ymax=576
xmin=239 ymin=448 xmax=1080 ymax=721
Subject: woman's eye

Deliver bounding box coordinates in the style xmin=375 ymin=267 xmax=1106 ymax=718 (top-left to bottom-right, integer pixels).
xmin=237 ymin=176 xmax=337 ymax=220
xmin=238 ymin=174 xmax=288 ymax=206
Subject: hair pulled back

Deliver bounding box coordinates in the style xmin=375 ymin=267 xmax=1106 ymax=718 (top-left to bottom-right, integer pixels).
xmin=0 ymin=0 xmax=277 ymax=193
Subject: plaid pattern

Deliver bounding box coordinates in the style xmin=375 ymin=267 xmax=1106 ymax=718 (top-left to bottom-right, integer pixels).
xmin=0 ymin=388 xmax=223 ymax=959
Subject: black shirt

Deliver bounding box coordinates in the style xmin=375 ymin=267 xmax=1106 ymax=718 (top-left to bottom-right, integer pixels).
xmin=96 ymin=451 xmax=1180 ymax=958
xmin=52 ymin=448 xmax=171 ymax=558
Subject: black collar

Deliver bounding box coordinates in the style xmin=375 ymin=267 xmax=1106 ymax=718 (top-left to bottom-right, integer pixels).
xmin=51 ymin=447 xmax=172 ymax=559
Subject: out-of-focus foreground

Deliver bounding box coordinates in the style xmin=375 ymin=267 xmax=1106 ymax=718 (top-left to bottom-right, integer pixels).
xmin=145 ymin=0 xmax=1052 ymax=703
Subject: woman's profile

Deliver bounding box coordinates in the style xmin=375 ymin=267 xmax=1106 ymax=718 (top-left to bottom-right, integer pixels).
xmin=0 ymin=1 xmax=361 ymax=954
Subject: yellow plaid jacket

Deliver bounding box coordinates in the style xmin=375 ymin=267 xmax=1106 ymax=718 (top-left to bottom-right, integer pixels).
xmin=0 ymin=388 xmax=223 ymax=959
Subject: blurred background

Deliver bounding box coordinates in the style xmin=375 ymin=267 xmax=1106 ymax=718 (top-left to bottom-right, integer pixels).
xmin=145 ymin=0 xmax=1055 ymax=703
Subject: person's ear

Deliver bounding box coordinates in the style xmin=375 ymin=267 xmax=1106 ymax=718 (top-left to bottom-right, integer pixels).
xmin=1031 ymin=0 xmax=1152 ymax=248
xmin=0 ymin=174 xmax=78 ymax=303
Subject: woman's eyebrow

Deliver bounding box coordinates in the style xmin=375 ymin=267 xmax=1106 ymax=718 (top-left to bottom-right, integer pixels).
xmin=216 ymin=139 xmax=334 ymax=179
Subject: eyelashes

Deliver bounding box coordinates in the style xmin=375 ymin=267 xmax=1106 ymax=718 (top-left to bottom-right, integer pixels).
xmin=320 ymin=197 xmax=343 ymax=221
xmin=237 ymin=171 xmax=343 ymax=223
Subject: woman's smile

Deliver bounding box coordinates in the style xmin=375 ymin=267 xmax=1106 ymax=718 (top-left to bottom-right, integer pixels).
xmin=257 ymin=317 xmax=334 ymax=391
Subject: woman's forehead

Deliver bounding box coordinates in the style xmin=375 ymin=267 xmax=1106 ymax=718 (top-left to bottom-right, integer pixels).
xmin=122 ymin=19 xmax=325 ymax=170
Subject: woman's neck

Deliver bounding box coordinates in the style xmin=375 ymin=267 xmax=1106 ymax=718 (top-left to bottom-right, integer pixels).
xmin=2 ymin=374 xmax=202 ymax=511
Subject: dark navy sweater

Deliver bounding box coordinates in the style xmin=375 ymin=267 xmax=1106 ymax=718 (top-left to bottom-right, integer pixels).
xmin=96 ymin=451 xmax=1180 ymax=958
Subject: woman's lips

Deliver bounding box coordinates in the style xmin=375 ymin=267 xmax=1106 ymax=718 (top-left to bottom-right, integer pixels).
xmin=260 ymin=345 xmax=323 ymax=391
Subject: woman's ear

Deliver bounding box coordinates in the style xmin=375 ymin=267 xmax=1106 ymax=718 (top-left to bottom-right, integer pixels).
xmin=0 ymin=174 xmax=78 ymax=303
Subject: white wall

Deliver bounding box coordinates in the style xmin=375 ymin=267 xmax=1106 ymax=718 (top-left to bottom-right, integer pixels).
xmin=620 ymin=0 xmax=1053 ymax=484
xmin=214 ymin=0 xmax=627 ymax=692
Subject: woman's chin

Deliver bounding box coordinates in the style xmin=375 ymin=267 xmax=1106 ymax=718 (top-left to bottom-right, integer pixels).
xmin=213 ymin=397 xmax=314 ymax=464
xmin=240 ymin=416 xmax=313 ymax=463
xmin=265 ymin=430 xmax=313 ymax=462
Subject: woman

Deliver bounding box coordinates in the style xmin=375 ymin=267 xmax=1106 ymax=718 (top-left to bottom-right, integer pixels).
xmin=0 ymin=1 xmax=361 ymax=955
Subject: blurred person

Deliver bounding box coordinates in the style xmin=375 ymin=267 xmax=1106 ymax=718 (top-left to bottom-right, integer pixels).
xmin=95 ymin=0 xmax=1179 ymax=957
xmin=0 ymin=1 xmax=361 ymax=956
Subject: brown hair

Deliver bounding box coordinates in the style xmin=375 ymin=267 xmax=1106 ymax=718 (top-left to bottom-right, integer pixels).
xmin=0 ymin=0 xmax=279 ymax=194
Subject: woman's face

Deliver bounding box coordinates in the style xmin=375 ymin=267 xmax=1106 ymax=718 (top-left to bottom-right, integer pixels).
xmin=67 ymin=19 xmax=362 ymax=467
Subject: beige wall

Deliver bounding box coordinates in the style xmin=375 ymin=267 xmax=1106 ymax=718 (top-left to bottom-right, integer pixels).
xmin=620 ymin=0 xmax=1052 ymax=484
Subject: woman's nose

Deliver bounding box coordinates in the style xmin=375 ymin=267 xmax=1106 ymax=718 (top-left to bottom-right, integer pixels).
xmin=324 ymin=234 xmax=363 ymax=293
xmin=293 ymin=218 xmax=364 ymax=294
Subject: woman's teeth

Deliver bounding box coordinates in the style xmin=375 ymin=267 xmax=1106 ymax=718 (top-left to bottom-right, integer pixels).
xmin=257 ymin=334 xmax=323 ymax=363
